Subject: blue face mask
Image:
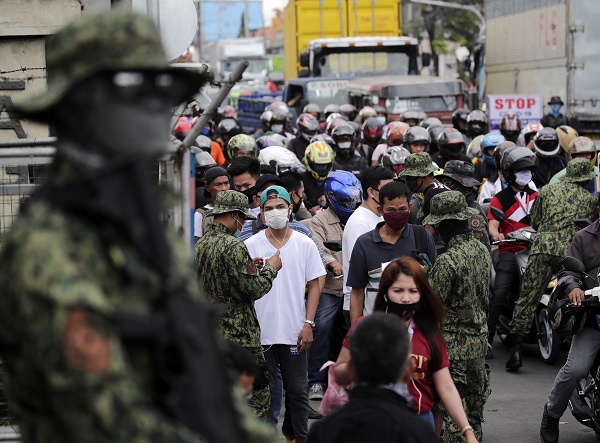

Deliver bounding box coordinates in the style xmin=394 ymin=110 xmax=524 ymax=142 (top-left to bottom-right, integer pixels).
xmin=550 ymin=104 xmax=562 ymax=117
xmin=201 ymin=127 xmax=211 ymax=136
xmin=376 ymin=116 xmax=386 ymax=126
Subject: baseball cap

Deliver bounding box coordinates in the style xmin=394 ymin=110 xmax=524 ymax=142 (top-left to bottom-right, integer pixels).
xmin=260 ymin=185 xmax=291 ymax=207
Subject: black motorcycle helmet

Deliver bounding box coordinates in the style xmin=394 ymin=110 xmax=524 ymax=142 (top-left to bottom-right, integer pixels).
xmin=362 ymin=117 xmax=384 ymax=147
xmin=501 ymin=146 xmax=537 ymax=185
xmin=324 ymin=104 xmax=341 ymax=119
xmin=466 ymin=110 xmax=488 ymax=138
xmin=428 ymin=124 xmax=445 ymax=154
xmin=332 ymin=124 xmax=356 ymax=159
xmin=548 ymin=275 xmax=587 ymax=337
xmin=339 ymin=104 xmax=358 ymax=122
xmin=438 ymin=128 xmax=466 ymax=159
xmin=452 ymin=108 xmax=470 ymax=133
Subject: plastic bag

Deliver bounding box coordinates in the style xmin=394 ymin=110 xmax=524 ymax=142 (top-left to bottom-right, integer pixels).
xmin=318 ymin=361 xmax=351 ymax=416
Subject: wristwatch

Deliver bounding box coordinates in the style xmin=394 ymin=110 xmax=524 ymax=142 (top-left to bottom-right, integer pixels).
xmin=305 ymin=319 xmax=316 ymax=328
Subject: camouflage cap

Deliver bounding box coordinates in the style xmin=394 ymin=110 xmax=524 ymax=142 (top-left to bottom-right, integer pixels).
xmin=397 ymin=152 xmax=437 ymax=177
xmin=438 ymin=160 xmax=482 ymax=188
xmin=561 ymin=158 xmax=595 ymax=183
xmin=15 ymin=11 xmax=211 ymax=119
xmin=206 ymin=190 xmax=256 ymax=220
xmin=422 ymin=190 xmax=471 ymax=225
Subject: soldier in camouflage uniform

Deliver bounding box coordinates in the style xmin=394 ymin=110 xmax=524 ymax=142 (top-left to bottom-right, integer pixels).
xmin=507 ymin=158 xmax=598 ymax=370
xmin=0 ymin=11 xmax=275 ymax=443
xmin=424 ymin=191 xmax=491 ymax=443
xmin=195 ymin=190 xmax=282 ymax=420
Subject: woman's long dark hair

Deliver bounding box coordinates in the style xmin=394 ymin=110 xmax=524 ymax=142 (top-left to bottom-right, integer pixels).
xmin=373 ymin=257 xmax=447 ymax=369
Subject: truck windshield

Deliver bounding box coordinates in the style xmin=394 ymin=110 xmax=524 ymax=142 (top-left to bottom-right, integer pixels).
xmin=314 ymin=52 xmax=411 ymax=77
xmin=385 ymin=96 xmax=458 ymax=114
xmin=225 ymin=58 xmax=265 ymax=74
xmin=306 ymin=79 xmax=349 ymax=108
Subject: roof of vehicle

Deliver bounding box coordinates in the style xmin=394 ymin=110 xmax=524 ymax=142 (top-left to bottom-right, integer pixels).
xmin=346 ymin=75 xmax=464 ymax=97
xmin=307 ymin=36 xmax=418 ymax=49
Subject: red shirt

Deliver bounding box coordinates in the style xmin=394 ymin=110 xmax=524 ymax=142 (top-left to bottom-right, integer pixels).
xmin=343 ymin=317 xmax=449 ymax=414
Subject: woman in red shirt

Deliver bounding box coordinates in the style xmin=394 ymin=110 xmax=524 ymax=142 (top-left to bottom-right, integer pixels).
xmin=335 ymin=257 xmax=477 ymax=443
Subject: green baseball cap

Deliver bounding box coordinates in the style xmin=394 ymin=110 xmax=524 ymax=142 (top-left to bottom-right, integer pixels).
xmin=206 ymin=190 xmax=256 ymax=220
xmin=15 ymin=11 xmax=212 ymax=120
xmin=260 ymin=185 xmax=291 ymax=207
xmin=561 ymin=158 xmax=595 ymax=183
xmin=397 ymin=152 xmax=437 ymax=177
xmin=422 ymin=190 xmax=473 ymax=226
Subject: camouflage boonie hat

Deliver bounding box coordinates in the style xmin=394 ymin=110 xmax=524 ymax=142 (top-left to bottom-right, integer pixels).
xmin=438 ymin=160 xmax=482 ymax=188
xmin=206 ymin=190 xmax=256 ymax=220
xmin=561 ymin=158 xmax=595 ymax=183
xmin=15 ymin=11 xmax=211 ymax=119
xmin=397 ymin=152 xmax=437 ymax=177
xmin=422 ymin=190 xmax=472 ymax=225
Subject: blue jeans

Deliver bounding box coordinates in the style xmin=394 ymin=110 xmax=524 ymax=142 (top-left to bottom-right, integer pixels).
xmin=308 ymin=292 xmax=343 ymax=386
xmin=419 ymin=410 xmax=435 ymax=430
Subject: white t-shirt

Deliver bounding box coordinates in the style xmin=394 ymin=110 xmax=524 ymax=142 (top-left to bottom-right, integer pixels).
xmin=245 ymin=230 xmax=326 ymax=346
xmin=249 ymin=206 xmax=261 ymax=218
xmin=341 ymin=205 xmax=383 ymax=310
xmin=193 ymin=204 xmax=212 ymax=238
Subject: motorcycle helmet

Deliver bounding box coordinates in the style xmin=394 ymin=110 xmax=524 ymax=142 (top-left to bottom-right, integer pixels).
xmin=548 ymin=275 xmax=587 ymax=337
xmin=324 ymin=170 xmax=363 ymax=221
xmin=493 ymin=141 xmax=517 ymax=170
xmin=259 ymin=110 xmax=273 ymax=131
xmin=265 ymin=100 xmax=289 ymax=114
xmin=420 ymin=117 xmax=443 ymax=129
xmin=347 ymin=120 xmax=362 ymax=143
xmin=568 ymin=137 xmax=598 ymax=167
xmin=324 ymin=104 xmax=341 ymax=119
xmin=522 ymin=122 xmax=543 ymax=146
xmin=452 ymin=108 xmax=470 ymax=133
xmin=466 ymin=135 xmax=484 ymax=160
xmin=403 ymin=126 xmax=431 ymax=153
xmin=194 ymin=134 xmax=213 ymax=153
xmin=428 ymin=125 xmax=445 ymax=153
xmin=311 ymin=133 xmax=336 ymax=148
xmin=380 ymin=146 xmax=410 ymax=176
xmin=256 ymin=133 xmax=287 ymax=151
xmin=217 ymin=118 xmax=242 ymax=145
xmin=374 ymin=105 xmax=387 ymax=125
xmin=340 ymin=104 xmax=358 ymax=122
xmin=327 ymin=117 xmax=350 ymax=137
xmin=499 ymin=112 xmax=522 ymax=143
xmin=362 ymin=117 xmax=384 ymax=147
xmin=386 ymin=122 xmax=410 ymax=147
xmin=296 ymin=113 xmax=320 ymax=141
xmin=193 ymin=150 xmax=217 ymax=179
xmin=557 ymin=125 xmax=579 ymax=154
xmin=304 ymin=141 xmax=335 ymax=181
xmin=480 ymin=133 xmax=506 ymax=166
xmin=269 ymin=107 xmax=288 ymax=135
xmin=501 ymin=146 xmax=537 ymax=184
xmin=221 ymin=105 xmax=237 ymax=119
xmin=533 ymin=127 xmax=560 ymax=157
xmin=359 ymin=106 xmax=377 ymax=123
xmin=226 ymin=134 xmax=257 ymax=161
xmin=303 ymin=103 xmax=321 ymax=120
xmin=438 ymin=127 xmax=466 ymax=159
xmin=401 ymin=110 xmax=421 ymax=127
xmin=258 ymin=146 xmax=306 ymax=175
xmin=466 ymin=110 xmax=488 ymax=137
xmin=332 ymin=124 xmax=356 ymax=159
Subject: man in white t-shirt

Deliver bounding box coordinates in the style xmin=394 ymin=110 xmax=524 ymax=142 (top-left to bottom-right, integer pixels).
xmin=342 ymin=166 xmax=394 ymax=323
xmin=245 ymin=185 xmax=325 ymax=443
xmin=193 ymin=166 xmax=230 ymax=242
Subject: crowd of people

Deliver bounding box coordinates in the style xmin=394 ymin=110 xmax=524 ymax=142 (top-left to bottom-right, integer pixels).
xmin=184 ymin=87 xmax=600 ymax=443
xmin=1 ymin=10 xmax=598 ymax=443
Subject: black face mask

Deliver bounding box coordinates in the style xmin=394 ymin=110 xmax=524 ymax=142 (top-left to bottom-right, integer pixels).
xmin=435 ymin=219 xmax=470 ymax=245
xmin=242 ymin=186 xmax=256 ymax=204
xmin=385 ymin=296 xmax=421 ymax=322
xmin=405 ymin=177 xmax=420 ymax=193
xmin=292 ymin=194 xmax=304 ymax=214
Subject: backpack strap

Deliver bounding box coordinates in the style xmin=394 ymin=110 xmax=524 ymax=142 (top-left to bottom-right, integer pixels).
xmin=411 ymin=224 xmax=432 ymax=268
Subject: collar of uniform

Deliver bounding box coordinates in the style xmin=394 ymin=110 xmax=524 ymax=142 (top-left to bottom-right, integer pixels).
xmin=447 ymin=231 xmax=474 ymax=248
xmin=373 ymin=221 xmax=410 ymax=243
xmin=584 ymin=218 xmax=600 ymax=237
xmin=210 ymin=221 xmax=234 ymax=236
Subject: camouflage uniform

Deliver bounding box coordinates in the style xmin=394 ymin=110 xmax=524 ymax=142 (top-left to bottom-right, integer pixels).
xmin=424 ymin=192 xmax=491 ymax=443
xmin=510 ymin=159 xmax=598 ymax=336
xmin=195 ymin=191 xmax=278 ymax=420
xmin=0 ymin=11 xmax=275 ymax=443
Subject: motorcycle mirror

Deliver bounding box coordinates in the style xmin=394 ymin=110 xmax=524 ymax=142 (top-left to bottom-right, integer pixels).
xmin=574 ymin=218 xmax=593 ymax=229
xmin=323 ymin=240 xmax=342 ymax=252
xmin=563 ymin=256 xmax=586 ymax=273
xmin=490 ymin=207 xmax=507 ymax=222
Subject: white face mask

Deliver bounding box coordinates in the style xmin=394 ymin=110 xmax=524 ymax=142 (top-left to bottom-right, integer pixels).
xmin=338 ymin=142 xmax=352 ymax=150
xmin=271 ymin=124 xmax=283 ymax=134
xmin=515 ymin=170 xmax=533 ymax=187
xmin=264 ymin=208 xmax=289 ymax=229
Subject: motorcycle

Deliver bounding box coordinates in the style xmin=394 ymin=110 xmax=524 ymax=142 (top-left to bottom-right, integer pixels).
xmin=490 ymin=207 xmax=561 ymax=364
xmin=559 ymin=255 xmax=600 ymax=438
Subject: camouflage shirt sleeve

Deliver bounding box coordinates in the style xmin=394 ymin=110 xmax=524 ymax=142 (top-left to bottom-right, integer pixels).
xmin=229 ymin=240 xmax=277 ymax=301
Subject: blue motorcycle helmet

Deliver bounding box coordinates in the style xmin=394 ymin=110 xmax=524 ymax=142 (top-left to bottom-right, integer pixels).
xmin=481 ymin=133 xmax=506 ymax=166
xmin=324 ymin=170 xmax=363 ymax=221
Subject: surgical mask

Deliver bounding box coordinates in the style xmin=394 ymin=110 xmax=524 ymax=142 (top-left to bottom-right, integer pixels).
xmin=550 ymin=104 xmax=562 ymax=117
xmin=385 ymin=296 xmax=421 ymax=322
xmin=264 ymin=208 xmax=289 ymax=229
xmin=383 ymin=210 xmax=410 ymax=231
xmin=338 ymin=142 xmax=352 ymax=150
xmin=271 ymin=124 xmax=283 ymax=134
xmin=515 ymin=170 xmax=533 ymax=187
xmin=232 ymin=214 xmax=244 ymax=237
xmin=376 ymin=116 xmax=386 ymax=126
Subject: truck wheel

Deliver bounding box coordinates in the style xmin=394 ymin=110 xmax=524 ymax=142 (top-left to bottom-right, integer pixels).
xmin=538 ymin=307 xmax=561 ymax=364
